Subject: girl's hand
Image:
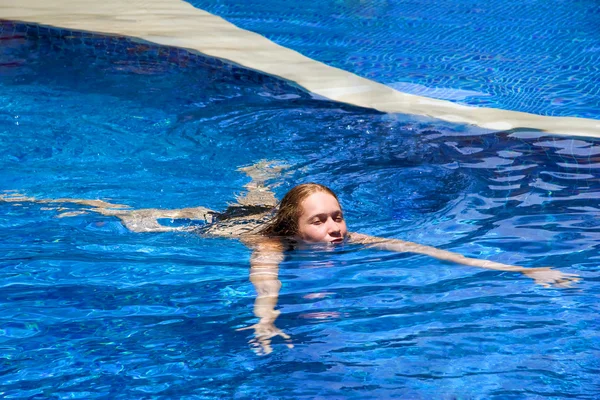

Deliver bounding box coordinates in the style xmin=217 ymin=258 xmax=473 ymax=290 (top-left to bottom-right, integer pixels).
xmin=521 ymin=267 xmax=581 ymax=288
xmin=237 ymin=313 xmax=293 ymax=356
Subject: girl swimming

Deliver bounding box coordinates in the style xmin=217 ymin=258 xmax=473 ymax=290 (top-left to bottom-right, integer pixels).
xmin=0 ymin=161 xmax=580 ymax=354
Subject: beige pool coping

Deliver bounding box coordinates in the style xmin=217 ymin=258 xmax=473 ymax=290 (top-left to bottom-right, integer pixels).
xmin=2 ymin=0 xmax=599 ymax=138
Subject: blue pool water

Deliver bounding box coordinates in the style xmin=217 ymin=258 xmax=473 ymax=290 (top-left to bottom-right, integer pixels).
xmin=1 ymin=22 xmax=600 ymax=399
xmin=189 ymin=0 xmax=600 ymax=119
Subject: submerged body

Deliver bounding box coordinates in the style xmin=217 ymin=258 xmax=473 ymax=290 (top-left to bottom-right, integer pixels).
xmin=0 ymin=161 xmax=279 ymax=236
xmin=0 ymin=160 xmax=580 ymax=354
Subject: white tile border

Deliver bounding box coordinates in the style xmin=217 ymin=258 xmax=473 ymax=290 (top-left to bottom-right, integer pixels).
xmin=2 ymin=0 xmax=599 ymax=137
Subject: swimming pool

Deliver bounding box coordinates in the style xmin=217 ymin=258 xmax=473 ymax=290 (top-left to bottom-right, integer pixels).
xmin=1 ymin=17 xmax=599 ymax=400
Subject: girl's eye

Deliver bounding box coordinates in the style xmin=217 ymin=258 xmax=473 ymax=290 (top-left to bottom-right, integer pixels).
xmin=335 ymin=216 xmax=344 ymax=222
xmin=312 ymin=220 xmax=322 ymax=225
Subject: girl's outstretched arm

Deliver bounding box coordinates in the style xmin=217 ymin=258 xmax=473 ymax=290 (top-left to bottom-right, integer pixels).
xmin=348 ymin=233 xmax=580 ymax=288
xmin=238 ymin=237 xmax=293 ymax=355
xmin=0 ymin=191 xmax=214 ymax=233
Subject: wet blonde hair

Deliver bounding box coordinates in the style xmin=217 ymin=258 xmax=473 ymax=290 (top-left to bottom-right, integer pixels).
xmin=259 ymin=183 xmax=339 ymax=237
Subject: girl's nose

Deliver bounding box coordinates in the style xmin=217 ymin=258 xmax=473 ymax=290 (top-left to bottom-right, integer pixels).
xmin=327 ymin=218 xmax=341 ymax=234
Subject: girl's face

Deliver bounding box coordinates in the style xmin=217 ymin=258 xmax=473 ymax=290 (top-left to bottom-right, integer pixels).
xmin=296 ymin=191 xmax=348 ymax=244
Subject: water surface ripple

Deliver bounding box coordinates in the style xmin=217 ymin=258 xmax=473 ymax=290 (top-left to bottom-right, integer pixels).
xmin=0 ymin=22 xmax=599 ymax=399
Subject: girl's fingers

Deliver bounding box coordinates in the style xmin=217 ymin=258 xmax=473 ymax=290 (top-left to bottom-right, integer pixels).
xmin=278 ymin=331 xmax=291 ymax=340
